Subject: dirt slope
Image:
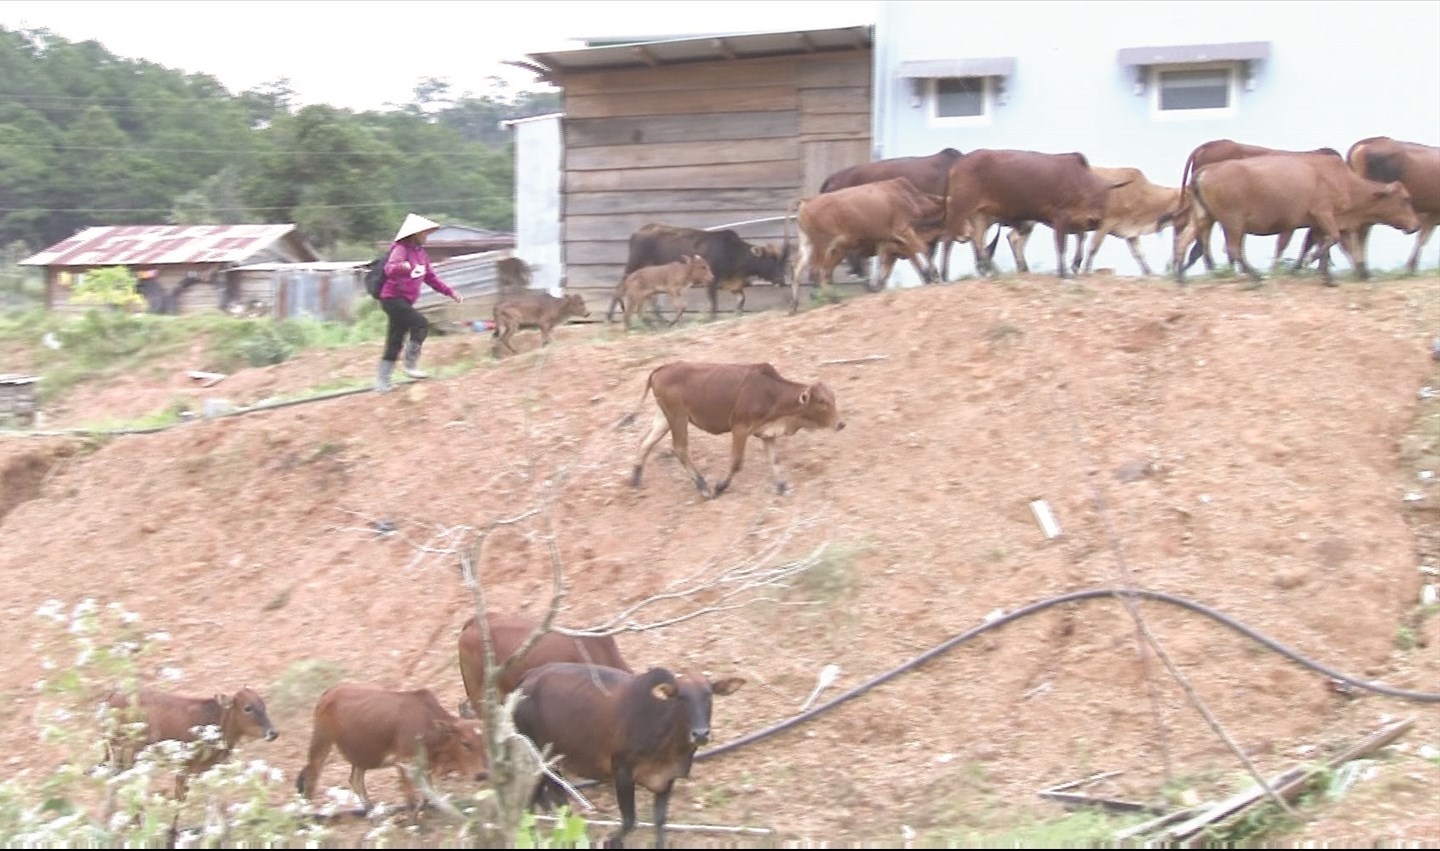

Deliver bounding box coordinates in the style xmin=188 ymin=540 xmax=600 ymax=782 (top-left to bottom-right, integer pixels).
xmin=2 ymin=272 xmax=1439 ymax=846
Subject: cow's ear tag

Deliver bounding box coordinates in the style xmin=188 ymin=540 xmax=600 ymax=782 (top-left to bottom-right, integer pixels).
xmin=652 ymin=682 xmax=678 ymax=701
xmin=216 ymin=694 xmax=232 ymax=708
xmin=798 ymin=389 xmax=811 ymax=405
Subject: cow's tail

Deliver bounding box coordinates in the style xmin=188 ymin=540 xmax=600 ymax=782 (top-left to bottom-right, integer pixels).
xmin=605 ymin=275 xmax=627 ymax=324
xmin=1183 ymin=172 xmax=1217 ymax=272
xmin=614 ymin=369 xmax=656 ymax=429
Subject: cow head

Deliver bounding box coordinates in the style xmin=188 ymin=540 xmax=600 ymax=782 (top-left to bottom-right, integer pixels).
xmin=1372 ymin=182 xmax=1421 ymax=234
xmin=428 ymin=718 xmax=489 ymax=781
xmin=562 ymin=294 xmax=591 ymax=320
xmin=686 ymin=255 xmax=715 ymax=286
xmin=797 ymin=382 xmax=845 ymax=433
xmin=221 ymin=686 xmax=279 ymax=744
xmin=745 ymin=244 xmax=788 ymax=286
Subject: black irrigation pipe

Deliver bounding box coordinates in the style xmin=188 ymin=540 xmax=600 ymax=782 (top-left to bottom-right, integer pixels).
xmin=697 ymin=586 xmax=1440 ymax=764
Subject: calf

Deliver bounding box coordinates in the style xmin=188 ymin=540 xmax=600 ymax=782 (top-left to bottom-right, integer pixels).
xmin=618 ymin=223 xmax=787 ymax=320
xmin=294 ymin=683 xmax=488 ymax=814
xmin=608 ymin=254 xmax=715 ymax=330
xmin=101 ymin=685 xmax=278 ymax=799
xmin=493 ymin=292 xmax=590 ymax=355
xmin=1184 ymin=154 xmax=1419 ymax=286
xmin=626 ymin=361 xmax=845 ymax=498
xmin=457 ymin=611 xmax=631 ymax=717
xmin=787 ymin=176 xmax=945 ymax=311
xmin=513 ymin=663 xmax=744 ymax=849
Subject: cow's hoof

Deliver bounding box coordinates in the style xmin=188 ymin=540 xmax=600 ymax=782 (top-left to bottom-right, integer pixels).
xmin=775 ymin=481 xmax=790 ymax=495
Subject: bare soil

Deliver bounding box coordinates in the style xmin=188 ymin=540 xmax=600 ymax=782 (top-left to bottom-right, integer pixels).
xmin=2 ymin=271 xmax=1439 ymax=847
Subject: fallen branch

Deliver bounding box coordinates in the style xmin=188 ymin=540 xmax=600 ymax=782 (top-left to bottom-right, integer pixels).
xmin=1164 ymin=716 xmax=1415 ymax=846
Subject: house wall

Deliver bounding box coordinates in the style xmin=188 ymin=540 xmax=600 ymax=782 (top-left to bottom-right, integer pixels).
xmin=555 ymin=51 xmax=872 ymax=306
xmin=876 ymin=0 xmax=1440 ymax=282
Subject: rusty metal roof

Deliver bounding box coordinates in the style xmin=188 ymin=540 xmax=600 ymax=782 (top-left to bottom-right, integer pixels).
xmin=515 ymin=25 xmax=873 ymax=79
xmin=20 ymin=224 xmax=303 ymax=268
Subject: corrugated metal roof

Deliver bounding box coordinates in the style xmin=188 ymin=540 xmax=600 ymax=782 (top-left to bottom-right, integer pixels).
xmin=518 ymin=25 xmax=873 ymax=77
xmin=20 ymin=224 xmax=300 ymax=267
xmin=229 ymin=261 xmax=368 ymax=272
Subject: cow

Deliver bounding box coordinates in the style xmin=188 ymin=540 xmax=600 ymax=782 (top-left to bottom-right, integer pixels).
xmin=456 ymin=611 xmax=631 ymax=718
xmin=294 ymin=683 xmax=488 ymax=815
xmin=492 ymin=291 xmax=590 ymax=355
xmin=513 ymin=663 xmax=744 ymax=849
xmin=616 ymin=223 xmax=787 ymax=321
xmin=939 ymin=149 xmax=1122 ymax=281
xmin=1006 ymin=166 xmax=1181 ymax=276
xmin=1171 ymin=139 xmax=1344 ymax=276
xmin=1181 ymin=153 xmax=1420 ymax=286
xmin=625 ymin=361 xmax=845 ymax=498
xmin=817 ymin=148 xmax=964 ymax=281
xmin=787 ymin=176 xmax=945 ymax=312
xmin=1345 ymin=136 xmax=1440 ymax=275
xmin=101 ymin=685 xmax=278 ymax=799
xmin=608 ymin=254 xmax=715 ymax=331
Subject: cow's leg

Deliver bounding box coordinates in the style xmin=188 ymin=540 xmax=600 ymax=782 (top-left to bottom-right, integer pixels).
xmin=498 ymin=322 xmax=520 ymax=355
xmin=1172 ymin=218 xmax=1195 ymax=283
xmin=540 ymin=322 xmax=556 ymax=345
xmin=295 ymin=730 xmax=334 ymax=802
xmin=1406 ymin=223 xmax=1436 ymax=276
xmin=1125 ymin=236 xmax=1153 ymax=277
xmin=349 ymin=764 xmax=374 ymax=812
xmin=608 ymin=767 xmax=638 ymax=849
xmin=667 ymin=295 xmax=687 ymax=327
xmin=394 ymin=765 xmax=421 ymax=816
xmin=665 ymin=413 xmax=711 ymax=496
xmin=1222 ymin=225 xmax=1262 ymax=287
xmin=733 ymin=286 xmax=746 ymax=316
xmin=1082 ymin=229 xmax=1105 ymax=274
xmin=790 ymin=235 xmax=816 ymax=315
xmin=759 ymin=435 xmax=792 ymax=495
xmin=652 ymin=782 xmax=675 ymax=849
xmin=1349 ymin=224 xmax=1374 ymax=280
xmin=940 ymin=235 xmax=956 ymax=282
xmin=1053 ymin=227 xmax=1071 ymax=279
xmin=631 ymin=410 xmax=673 ymax=488
xmin=707 ymin=281 xmax=720 ymax=321
xmin=650 ymin=291 xmax=668 ymax=325
xmin=1272 ymin=229 xmax=1295 ymax=270
xmin=1007 ymin=223 xmax=1033 ymax=273
xmin=710 ymin=429 xmax=751 ymax=497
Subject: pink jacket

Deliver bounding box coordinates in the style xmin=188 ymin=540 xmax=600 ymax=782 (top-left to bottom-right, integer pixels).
xmin=380 ymin=242 xmax=456 ymax=303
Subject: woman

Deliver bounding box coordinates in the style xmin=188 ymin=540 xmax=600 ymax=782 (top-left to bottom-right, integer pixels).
xmin=375 ymin=213 xmax=463 ymax=393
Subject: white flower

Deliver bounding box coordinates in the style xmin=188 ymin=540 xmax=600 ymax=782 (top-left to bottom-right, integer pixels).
xmin=35 ymin=600 xmax=66 ymax=622
xmin=159 ymin=667 xmax=184 ymax=681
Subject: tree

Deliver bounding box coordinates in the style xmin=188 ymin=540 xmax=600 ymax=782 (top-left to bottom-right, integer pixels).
xmin=69 ymin=266 xmax=143 ymax=310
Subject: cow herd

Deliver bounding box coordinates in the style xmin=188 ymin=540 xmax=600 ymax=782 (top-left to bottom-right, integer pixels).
xmin=583 ymin=135 xmax=1437 ymax=334
xmin=100 ymin=610 xmax=749 ymax=848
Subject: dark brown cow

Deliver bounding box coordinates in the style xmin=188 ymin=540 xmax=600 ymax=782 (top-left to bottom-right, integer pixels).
xmin=496 ymin=256 xmax=533 ymax=293
xmin=818 ymin=148 xmax=964 ymax=281
xmin=456 ymin=611 xmax=631 ymax=717
xmin=101 ymin=685 xmax=278 ymax=798
xmin=1346 ymin=136 xmax=1440 ymax=275
xmin=609 ymin=254 xmax=715 ymax=331
xmin=626 ymin=361 xmax=845 ymax=498
xmin=295 ymin=683 xmax=487 ymax=814
xmin=1007 ymin=165 xmax=1180 ymax=276
xmin=615 ymin=223 xmax=787 ymax=321
xmin=787 ymin=176 xmax=945 ymax=312
xmin=1183 ymin=154 xmax=1420 ymax=286
xmin=493 ymin=291 xmax=590 ymax=355
xmin=940 ymin=149 xmax=1121 ymax=281
xmin=513 ymin=663 xmax=744 ymax=849
xmin=1171 ymin=139 xmax=1344 ymax=275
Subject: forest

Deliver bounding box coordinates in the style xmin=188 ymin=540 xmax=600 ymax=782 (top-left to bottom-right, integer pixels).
xmin=0 ymin=25 xmax=560 ymax=264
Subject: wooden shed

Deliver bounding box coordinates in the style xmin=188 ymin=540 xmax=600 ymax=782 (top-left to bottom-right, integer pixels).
xmin=515 ymin=25 xmax=874 ymax=309
xmin=18 ymin=224 xmax=321 ymax=316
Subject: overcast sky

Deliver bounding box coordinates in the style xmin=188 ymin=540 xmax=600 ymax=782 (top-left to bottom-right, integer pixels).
xmin=0 ymin=1 xmax=878 ymax=110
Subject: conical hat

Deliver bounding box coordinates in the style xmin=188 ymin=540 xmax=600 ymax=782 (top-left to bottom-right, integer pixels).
xmin=394 ymin=213 xmax=442 ymax=242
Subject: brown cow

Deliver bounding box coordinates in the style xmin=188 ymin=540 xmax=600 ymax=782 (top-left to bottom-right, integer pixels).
xmin=1183 ymin=154 xmax=1420 ymax=286
xmin=609 ymin=255 xmax=715 ymax=331
xmin=456 ymin=611 xmax=631 ymax=717
xmin=616 ymin=224 xmax=787 ymax=320
xmin=818 ymin=148 xmax=964 ymax=280
xmin=1171 ymin=139 xmax=1344 ymax=275
xmin=492 ymin=292 xmax=590 ymax=355
xmin=940 ymin=149 xmax=1121 ymax=281
xmin=513 ymin=663 xmax=744 ymax=849
xmin=101 ymin=685 xmax=278 ymax=798
xmin=1007 ymin=166 xmax=1180 ymax=276
xmin=787 ymin=176 xmax=945 ymax=312
xmin=1345 ymin=136 xmax=1440 ymax=275
xmin=626 ymin=361 xmax=845 ymax=498
xmin=294 ymin=683 xmax=488 ymax=814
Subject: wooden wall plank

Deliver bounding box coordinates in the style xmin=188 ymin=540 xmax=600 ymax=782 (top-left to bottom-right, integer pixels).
xmin=565 ymin=160 xmax=801 ymax=192
xmin=568 ymin=210 xmax=793 ymax=243
xmin=566 ymin=112 xmax=800 ymax=148
xmin=798 ymin=55 xmax=871 ymax=89
xmin=800 ymin=112 xmax=871 ymax=138
xmin=566 ymin=188 xmax=797 ymax=216
xmin=800 ymin=86 xmax=871 ymax=114
xmin=560 ymin=58 xmax=801 ymax=95
xmin=802 ymin=139 xmax=874 ymax=195
xmin=567 ymin=137 xmax=799 ymax=171
xmin=565 ymin=86 xmax=797 ymax=119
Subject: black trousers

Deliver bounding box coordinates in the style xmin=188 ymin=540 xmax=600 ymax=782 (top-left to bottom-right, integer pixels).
xmin=380 ymin=297 xmax=429 ymax=362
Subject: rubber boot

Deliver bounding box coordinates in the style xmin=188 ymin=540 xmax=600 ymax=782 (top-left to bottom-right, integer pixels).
xmin=403 ymin=341 xmax=429 ymax=379
xmin=375 ymin=359 xmax=395 ymax=393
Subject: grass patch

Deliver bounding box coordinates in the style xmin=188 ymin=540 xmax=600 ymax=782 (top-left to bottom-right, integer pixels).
xmin=933 ymin=807 xmax=1150 ymax=848
xmin=267 ymin=658 xmax=350 ymax=718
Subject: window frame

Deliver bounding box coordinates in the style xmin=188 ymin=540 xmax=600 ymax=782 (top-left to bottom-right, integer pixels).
xmin=1150 ymin=61 xmax=1239 ymax=120
xmin=927 ymin=75 xmax=993 ymax=127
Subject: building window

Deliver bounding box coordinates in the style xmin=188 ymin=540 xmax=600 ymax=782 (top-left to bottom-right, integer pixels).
xmin=936 ymin=77 xmax=985 ymax=118
xmin=1158 ymin=67 xmax=1231 ymax=111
